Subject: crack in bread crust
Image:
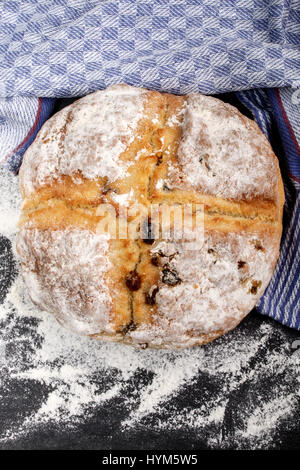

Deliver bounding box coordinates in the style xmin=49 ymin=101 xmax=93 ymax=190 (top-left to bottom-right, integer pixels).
xmin=17 ymin=85 xmax=284 ymax=349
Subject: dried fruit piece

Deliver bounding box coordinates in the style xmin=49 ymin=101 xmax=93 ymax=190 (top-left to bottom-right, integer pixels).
xmin=238 ymin=260 xmax=246 ymax=269
xmin=120 ymin=321 xmax=137 ymax=335
xmin=162 ymin=268 xmax=181 ymax=286
xmin=125 ymin=270 xmax=141 ymax=291
xmin=156 ymin=152 xmax=163 ymax=164
xmin=249 ymin=280 xmax=262 ymax=295
xmin=142 ymin=217 xmax=155 ymax=245
xmin=102 ymin=183 xmax=111 ymax=194
xmin=252 ymin=239 xmax=264 ymax=251
xmin=145 ymin=286 xmax=159 ymax=305
xmin=151 ymin=254 xmax=160 ymax=266
xmin=163 ymin=183 xmax=171 ymax=192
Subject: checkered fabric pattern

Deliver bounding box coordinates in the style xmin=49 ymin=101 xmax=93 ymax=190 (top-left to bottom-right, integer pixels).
xmin=0 ymin=0 xmax=299 ymax=96
xmin=0 ymin=0 xmax=299 ymax=329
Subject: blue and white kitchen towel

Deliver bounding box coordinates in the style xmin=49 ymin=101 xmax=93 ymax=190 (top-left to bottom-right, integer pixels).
xmin=0 ymin=0 xmax=299 ymax=329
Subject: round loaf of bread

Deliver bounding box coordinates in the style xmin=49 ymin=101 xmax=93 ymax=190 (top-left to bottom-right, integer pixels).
xmin=17 ymin=84 xmax=284 ymax=349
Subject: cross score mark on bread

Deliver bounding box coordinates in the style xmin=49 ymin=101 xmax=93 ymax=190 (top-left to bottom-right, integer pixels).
xmin=17 ymin=85 xmax=284 ymax=349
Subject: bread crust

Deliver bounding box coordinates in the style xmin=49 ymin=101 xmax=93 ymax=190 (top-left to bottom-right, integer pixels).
xmin=17 ymin=85 xmax=284 ymax=349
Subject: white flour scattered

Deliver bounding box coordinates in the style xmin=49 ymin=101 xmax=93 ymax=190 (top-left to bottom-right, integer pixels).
xmin=0 ymin=167 xmax=299 ymax=449
xmin=0 ymin=168 xmax=21 ymax=240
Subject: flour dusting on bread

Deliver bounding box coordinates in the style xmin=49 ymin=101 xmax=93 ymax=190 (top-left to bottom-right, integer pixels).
xmin=17 ymin=85 xmax=284 ymax=348
xmin=17 ymin=228 xmax=112 ymax=335
xmin=19 ymin=85 xmax=147 ymax=196
xmin=172 ymin=94 xmax=278 ymax=200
